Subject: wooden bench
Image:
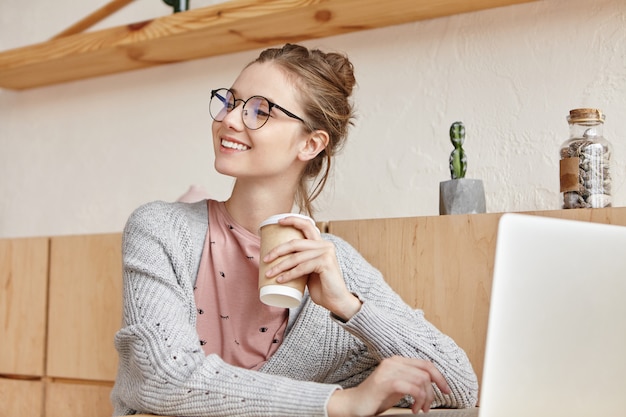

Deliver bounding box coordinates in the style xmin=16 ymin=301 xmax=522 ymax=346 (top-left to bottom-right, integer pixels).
xmin=2 ymin=207 xmax=625 ymax=416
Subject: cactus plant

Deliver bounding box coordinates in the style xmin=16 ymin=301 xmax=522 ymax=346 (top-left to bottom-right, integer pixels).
xmin=449 ymin=121 xmax=467 ymax=179
xmin=163 ymin=0 xmax=190 ymax=13
xmin=440 ymin=121 xmax=485 ymax=215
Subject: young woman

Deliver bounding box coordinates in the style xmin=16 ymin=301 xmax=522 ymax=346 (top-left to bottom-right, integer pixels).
xmin=111 ymin=43 xmax=478 ymax=417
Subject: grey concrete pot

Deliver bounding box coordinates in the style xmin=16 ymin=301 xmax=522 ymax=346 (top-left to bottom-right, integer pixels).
xmin=439 ymin=178 xmax=486 ymax=215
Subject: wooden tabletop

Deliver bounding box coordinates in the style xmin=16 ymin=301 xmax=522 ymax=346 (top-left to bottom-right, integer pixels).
xmin=381 ymin=407 xmax=479 ymax=416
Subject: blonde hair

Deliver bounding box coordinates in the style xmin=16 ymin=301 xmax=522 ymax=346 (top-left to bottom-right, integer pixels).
xmin=250 ymin=44 xmax=356 ymax=217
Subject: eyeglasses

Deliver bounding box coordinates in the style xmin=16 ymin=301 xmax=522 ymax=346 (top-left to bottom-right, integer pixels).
xmin=209 ymin=88 xmax=307 ymax=130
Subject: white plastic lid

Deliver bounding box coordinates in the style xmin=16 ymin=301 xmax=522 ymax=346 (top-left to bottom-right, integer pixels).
xmin=258 ymin=213 xmax=319 ymax=232
xmin=259 ymin=285 xmax=303 ymax=308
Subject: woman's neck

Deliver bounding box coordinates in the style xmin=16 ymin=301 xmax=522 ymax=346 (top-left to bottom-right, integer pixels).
xmin=224 ymin=180 xmax=298 ymax=235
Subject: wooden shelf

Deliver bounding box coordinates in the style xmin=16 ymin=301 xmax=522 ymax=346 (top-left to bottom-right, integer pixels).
xmin=0 ymin=0 xmax=536 ymax=90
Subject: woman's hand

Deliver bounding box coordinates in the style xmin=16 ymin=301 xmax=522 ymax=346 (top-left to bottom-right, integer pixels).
xmin=262 ymin=216 xmax=361 ymax=320
xmin=328 ymin=356 xmax=452 ymax=416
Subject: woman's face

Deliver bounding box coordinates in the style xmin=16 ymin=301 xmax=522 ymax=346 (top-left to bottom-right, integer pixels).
xmin=212 ymin=62 xmax=310 ymax=185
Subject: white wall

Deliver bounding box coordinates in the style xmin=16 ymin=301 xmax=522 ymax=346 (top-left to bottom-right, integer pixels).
xmin=1 ymin=0 xmax=624 ymax=238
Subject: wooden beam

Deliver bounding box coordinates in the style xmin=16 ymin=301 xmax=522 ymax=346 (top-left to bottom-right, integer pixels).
xmin=0 ymin=0 xmax=538 ymax=90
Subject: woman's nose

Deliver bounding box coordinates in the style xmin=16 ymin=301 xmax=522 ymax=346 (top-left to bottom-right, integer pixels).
xmin=221 ymin=102 xmax=245 ymax=130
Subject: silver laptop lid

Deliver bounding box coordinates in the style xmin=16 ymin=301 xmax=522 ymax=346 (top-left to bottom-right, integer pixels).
xmin=480 ymin=213 xmax=626 ymax=417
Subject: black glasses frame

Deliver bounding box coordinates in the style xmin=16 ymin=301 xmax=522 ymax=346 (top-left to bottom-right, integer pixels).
xmin=210 ymin=88 xmax=307 ymax=130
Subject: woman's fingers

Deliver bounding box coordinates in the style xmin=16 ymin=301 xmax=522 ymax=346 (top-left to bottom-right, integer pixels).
xmin=277 ymin=216 xmax=322 ymax=240
xmin=263 ymin=239 xmax=328 ymax=280
xmin=261 ymin=215 xmax=323 ymax=270
xmin=371 ymin=357 xmax=450 ymax=414
xmin=260 ymin=219 xmax=357 ymax=316
xmin=411 ymin=358 xmax=451 ymax=395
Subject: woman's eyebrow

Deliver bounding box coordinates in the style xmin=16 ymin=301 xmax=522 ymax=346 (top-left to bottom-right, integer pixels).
xmin=230 ymin=87 xmax=279 ymax=103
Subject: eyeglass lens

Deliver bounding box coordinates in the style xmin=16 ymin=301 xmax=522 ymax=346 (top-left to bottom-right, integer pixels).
xmin=209 ymin=89 xmax=272 ymax=130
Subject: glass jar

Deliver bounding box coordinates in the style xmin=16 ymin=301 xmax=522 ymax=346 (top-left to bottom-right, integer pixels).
xmin=559 ymin=108 xmax=612 ymax=209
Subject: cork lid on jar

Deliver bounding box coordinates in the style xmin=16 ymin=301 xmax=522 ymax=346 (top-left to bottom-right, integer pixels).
xmin=567 ymin=108 xmax=605 ymax=124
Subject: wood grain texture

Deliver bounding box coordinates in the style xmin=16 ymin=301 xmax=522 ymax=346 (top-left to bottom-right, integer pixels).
xmin=0 ymin=377 xmax=44 ymax=416
xmin=327 ymin=207 xmax=626 ymax=390
xmin=0 ymin=237 xmax=49 ymax=376
xmin=45 ymin=379 xmax=114 ymax=417
xmin=46 ymin=233 xmax=123 ymax=381
xmin=0 ymin=0 xmax=537 ymax=89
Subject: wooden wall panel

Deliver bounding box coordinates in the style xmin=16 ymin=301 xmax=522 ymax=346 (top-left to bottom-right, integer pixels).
xmin=0 ymin=377 xmax=44 ymax=416
xmin=327 ymin=207 xmax=626 ymax=389
xmin=45 ymin=379 xmax=114 ymax=417
xmin=0 ymin=237 xmax=49 ymax=376
xmin=46 ymin=233 xmax=123 ymax=381
xmin=329 ymin=212 xmax=499 ymax=388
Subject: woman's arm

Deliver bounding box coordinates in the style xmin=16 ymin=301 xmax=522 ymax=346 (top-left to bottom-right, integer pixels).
xmin=262 ymin=216 xmax=478 ymax=410
xmin=327 ymin=234 xmax=479 ymax=409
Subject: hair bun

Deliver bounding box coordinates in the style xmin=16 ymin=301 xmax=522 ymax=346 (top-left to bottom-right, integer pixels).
xmin=322 ymin=51 xmax=356 ymax=97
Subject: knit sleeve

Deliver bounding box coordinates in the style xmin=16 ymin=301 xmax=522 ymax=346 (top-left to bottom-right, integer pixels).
xmin=111 ymin=201 xmax=338 ymax=417
xmin=324 ymin=234 xmax=479 ymax=409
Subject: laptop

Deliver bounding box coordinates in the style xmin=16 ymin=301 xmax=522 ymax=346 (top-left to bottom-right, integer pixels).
xmin=478 ymin=213 xmax=626 ymax=417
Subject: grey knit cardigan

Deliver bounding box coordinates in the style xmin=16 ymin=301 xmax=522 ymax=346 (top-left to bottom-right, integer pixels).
xmin=111 ymin=200 xmax=478 ymax=416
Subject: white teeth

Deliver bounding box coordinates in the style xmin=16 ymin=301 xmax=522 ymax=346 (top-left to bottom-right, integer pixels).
xmin=221 ymin=139 xmax=250 ymax=151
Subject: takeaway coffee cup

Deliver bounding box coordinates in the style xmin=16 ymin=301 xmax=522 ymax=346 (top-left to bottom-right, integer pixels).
xmin=258 ymin=213 xmax=317 ymax=308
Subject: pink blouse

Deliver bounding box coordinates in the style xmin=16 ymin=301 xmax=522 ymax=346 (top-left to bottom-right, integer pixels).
xmin=194 ymin=200 xmax=288 ymax=370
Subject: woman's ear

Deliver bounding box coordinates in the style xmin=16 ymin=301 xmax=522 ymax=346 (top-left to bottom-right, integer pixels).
xmin=298 ymin=130 xmax=329 ymax=162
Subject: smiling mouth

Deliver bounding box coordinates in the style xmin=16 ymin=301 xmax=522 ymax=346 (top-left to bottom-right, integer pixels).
xmin=221 ymin=139 xmax=250 ymax=151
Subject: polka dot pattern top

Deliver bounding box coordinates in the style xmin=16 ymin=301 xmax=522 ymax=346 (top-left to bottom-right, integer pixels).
xmin=194 ymin=200 xmax=288 ymax=370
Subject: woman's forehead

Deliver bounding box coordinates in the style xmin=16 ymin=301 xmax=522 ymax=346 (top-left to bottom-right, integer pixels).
xmin=232 ymin=62 xmax=301 ymax=103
